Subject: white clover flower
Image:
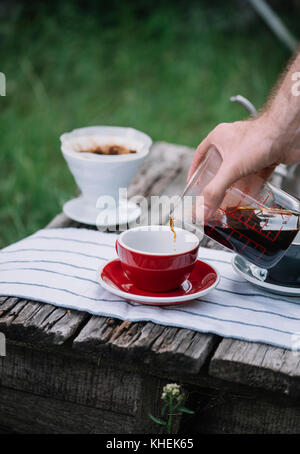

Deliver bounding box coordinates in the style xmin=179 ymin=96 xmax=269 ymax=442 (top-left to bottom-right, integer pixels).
xmin=162 ymin=383 xmax=181 ymax=397
xmin=150 ymin=383 xmax=193 ymax=433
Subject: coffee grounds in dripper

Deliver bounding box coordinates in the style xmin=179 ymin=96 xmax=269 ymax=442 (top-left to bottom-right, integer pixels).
xmin=78 ymin=144 xmax=137 ymax=155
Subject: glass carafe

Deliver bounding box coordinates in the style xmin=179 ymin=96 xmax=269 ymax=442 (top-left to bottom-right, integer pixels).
xmin=170 ymin=147 xmax=300 ymax=269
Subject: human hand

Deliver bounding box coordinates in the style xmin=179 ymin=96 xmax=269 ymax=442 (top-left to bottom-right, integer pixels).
xmin=187 ymin=117 xmax=292 ymax=220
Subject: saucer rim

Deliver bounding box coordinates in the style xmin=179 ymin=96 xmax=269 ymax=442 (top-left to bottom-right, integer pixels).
xmin=232 ymin=254 xmax=300 ymax=296
xmin=63 ymin=196 xmax=141 ymax=227
xmin=97 ymin=258 xmax=220 ymax=304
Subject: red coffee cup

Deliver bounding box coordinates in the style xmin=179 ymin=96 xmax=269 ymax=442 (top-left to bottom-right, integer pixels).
xmin=116 ymin=225 xmax=200 ymax=292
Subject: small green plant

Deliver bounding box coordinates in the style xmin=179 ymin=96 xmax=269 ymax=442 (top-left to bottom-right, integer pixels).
xmin=149 ymin=383 xmax=194 ymax=434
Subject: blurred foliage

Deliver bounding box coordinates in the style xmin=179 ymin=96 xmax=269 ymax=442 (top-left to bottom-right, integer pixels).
xmin=0 ymin=0 xmax=296 ymax=247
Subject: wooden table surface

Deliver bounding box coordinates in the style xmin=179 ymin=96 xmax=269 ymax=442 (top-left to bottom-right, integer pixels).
xmin=1 ymin=142 xmax=300 ymax=434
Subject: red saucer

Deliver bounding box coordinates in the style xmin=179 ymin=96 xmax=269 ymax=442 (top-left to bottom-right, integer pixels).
xmin=99 ymin=259 xmax=219 ymax=305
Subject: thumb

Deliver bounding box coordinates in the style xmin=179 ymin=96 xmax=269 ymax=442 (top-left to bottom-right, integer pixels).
xmin=202 ymin=163 xmax=239 ymax=220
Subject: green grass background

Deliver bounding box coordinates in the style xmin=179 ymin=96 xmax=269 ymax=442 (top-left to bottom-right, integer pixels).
xmin=0 ymin=1 xmax=296 ymax=248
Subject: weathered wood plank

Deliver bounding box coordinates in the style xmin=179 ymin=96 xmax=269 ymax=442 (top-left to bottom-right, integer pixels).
xmin=152 ymin=142 xmax=192 ymax=226
xmin=0 ymin=296 xmax=9 ymax=304
xmin=149 ymin=326 xmax=217 ymax=372
xmin=0 ymin=342 xmax=169 ymax=434
xmin=0 ymin=297 xmax=88 ymax=345
xmin=0 ymin=385 xmax=137 ymax=434
xmin=46 ymin=212 xmax=80 ymax=229
xmin=158 ymin=144 xmax=191 ymax=199
xmin=129 ymin=142 xmax=193 ymax=225
xmin=73 ymin=317 xmax=217 ymax=374
xmin=128 ymin=141 xmax=192 ymax=199
xmin=184 ymin=385 xmax=300 ymax=434
xmin=0 ymin=298 xmax=28 ymax=328
xmin=0 ymin=342 xmax=142 ymax=416
xmin=209 ymin=338 xmax=300 ymax=397
xmin=0 ymin=296 xmax=20 ymax=315
xmin=0 ymin=425 xmax=14 ymax=434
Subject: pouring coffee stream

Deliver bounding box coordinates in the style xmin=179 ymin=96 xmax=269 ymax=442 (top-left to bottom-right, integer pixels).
xmin=169 ymin=216 xmax=177 ymax=245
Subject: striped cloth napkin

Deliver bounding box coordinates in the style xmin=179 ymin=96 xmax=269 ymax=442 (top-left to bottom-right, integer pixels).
xmin=0 ymin=227 xmax=299 ymax=350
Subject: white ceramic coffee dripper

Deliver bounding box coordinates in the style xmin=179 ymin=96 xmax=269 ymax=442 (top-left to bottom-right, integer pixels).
xmin=60 ymin=126 xmax=152 ymax=227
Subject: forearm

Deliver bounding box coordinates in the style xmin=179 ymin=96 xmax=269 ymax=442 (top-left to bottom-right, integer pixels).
xmin=260 ymin=50 xmax=300 ymax=164
xmin=188 ymin=51 xmax=300 ymax=218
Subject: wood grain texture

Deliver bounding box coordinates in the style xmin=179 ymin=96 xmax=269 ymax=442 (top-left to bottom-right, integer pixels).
xmin=185 ymin=385 xmax=300 ymax=434
xmin=46 ymin=212 xmax=80 ymax=229
xmin=209 ymin=338 xmax=300 ymax=396
xmin=128 ymin=141 xmax=193 ymax=226
xmin=0 ymin=342 xmax=169 ymax=434
xmin=0 ymin=385 xmax=137 ymax=434
xmin=73 ymin=317 xmax=217 ymax=374
xmin=128 ymin=141 xmax=192 ymax=199
xmin=0 ymin=342 xmax=142 ymax=415
xmin=0 ymin=297 xmax=88 ymax=345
